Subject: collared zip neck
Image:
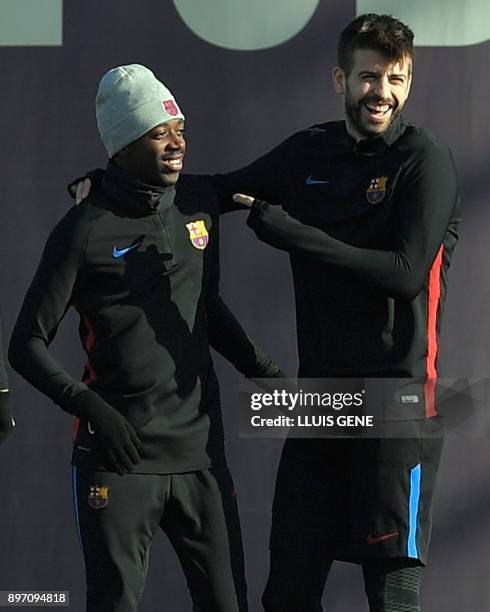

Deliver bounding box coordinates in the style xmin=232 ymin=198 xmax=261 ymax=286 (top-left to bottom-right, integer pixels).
xmin=343 ymin=115 xmax=406 ymax=156
xmin=102 ymin=160 xmax=176 ymax=216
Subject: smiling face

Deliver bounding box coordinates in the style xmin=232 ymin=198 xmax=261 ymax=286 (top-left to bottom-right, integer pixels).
xmin=333 ymin=48 xmax=412 ymax=141
xmin=114 ymin=119 xmax=186 ymax=186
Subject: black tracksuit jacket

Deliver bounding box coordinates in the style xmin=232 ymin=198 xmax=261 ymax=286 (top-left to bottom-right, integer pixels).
xmin=9 ymin=162 xmax=281 ymax=473
xmin=214 ymin=117 xmax=461 ymax=418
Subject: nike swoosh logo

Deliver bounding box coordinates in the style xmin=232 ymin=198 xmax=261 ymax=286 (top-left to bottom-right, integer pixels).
xmin=367 ymin=531 xmax=399 ymax=545
xmin=112 ymin=241 xmax=142 ymax=258
xmin=305 ymin=175 xmax=331 ymax=185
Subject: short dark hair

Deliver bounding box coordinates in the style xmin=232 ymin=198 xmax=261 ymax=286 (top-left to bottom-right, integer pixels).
xmin=338 ymin=14 xmax=414 ymax=75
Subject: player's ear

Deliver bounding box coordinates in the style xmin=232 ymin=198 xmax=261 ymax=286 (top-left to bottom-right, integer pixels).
xmin=332 ymin=66 xmax=346 ymax=95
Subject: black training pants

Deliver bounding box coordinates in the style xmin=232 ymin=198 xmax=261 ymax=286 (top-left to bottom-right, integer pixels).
xmin=72 ymin=466 xmax=247 ymax=612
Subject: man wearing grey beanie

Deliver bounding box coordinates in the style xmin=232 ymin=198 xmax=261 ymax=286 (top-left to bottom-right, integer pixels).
xmin=10 ymin=64 xmax=284 ymax=612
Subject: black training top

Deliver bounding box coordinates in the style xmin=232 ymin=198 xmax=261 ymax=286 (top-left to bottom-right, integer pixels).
xmin=9 ymin=162 xmax=281 ymax=473
xmin=214 ymin=117 xmax=461 ymax=417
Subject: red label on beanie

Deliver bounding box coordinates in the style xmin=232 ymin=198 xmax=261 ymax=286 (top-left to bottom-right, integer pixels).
xmin=163 ymin=100 xmax=179 ymax=116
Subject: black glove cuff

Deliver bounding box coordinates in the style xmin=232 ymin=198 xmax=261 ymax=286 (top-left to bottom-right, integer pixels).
xmin=246 ymin=199 xmax=275 ymax=230
xmin=0 ymin=391 xmax=13 ymax=431
xmin=63 ymin=389 xmax=112 ymax=420
xmin=267 ymin=368 xmax=289 ymax=378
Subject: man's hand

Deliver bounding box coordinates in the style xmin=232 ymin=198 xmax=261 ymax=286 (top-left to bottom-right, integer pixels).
xmin=233 ymin=193 xmax=256 ymax=207
xmin=75 ymin=178 xmax=92 ymax=205
xmin=68 ymin=169 xmax=104 ymax=202
xmin=89 ymin=405 xmax=143 ymax=475
xmin=71 ymin=390 xmax=143 ymax=475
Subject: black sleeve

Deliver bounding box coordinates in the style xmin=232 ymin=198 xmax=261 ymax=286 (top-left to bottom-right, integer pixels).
xmin=8 ymin=209 xmax=92 ymax=412
xmin=205 ymin=214 xmax=285 ymax=377
xmin=246 ymin=143 xmax=460 ymax=300
xmin=207 ymin=297 xmax=285 ymax=378
xmin=211 ymin=133 xmax=299 ymax=214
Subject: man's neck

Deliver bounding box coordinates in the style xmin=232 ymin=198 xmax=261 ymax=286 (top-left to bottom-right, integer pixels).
xmin=344 ymin=118 xmax=364 ymax=143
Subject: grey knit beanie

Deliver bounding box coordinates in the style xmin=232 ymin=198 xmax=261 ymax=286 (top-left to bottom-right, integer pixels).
xmin=96 ymin=64 xmax=185 ymax=157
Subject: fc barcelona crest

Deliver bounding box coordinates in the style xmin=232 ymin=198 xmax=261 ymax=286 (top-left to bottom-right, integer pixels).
xmin=163 ymin=99 xmax=179 ymax=116
xmin=186 ymin=220 xmax=209 ymax=250
xmin=366 ymin=176 xmax=388 ymax=204
xmin=88 ymin=485 xmax=110 ymax=509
